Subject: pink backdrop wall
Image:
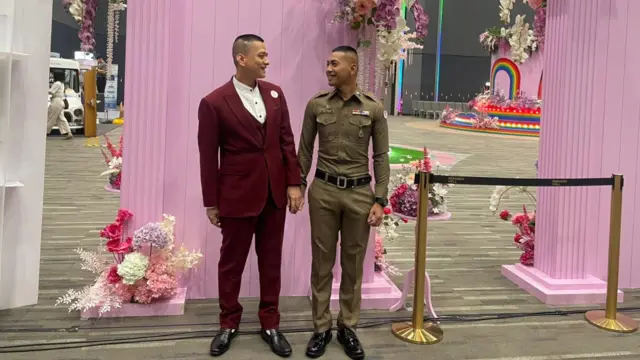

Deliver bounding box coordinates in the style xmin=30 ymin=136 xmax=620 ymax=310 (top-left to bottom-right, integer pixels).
xmin=536 ymin=0 xmax=640 ymax=288
xmin=491 ymin=48 xmax=544 ymax=100
xmin=119 ymin=0 xmax=385 ymax=299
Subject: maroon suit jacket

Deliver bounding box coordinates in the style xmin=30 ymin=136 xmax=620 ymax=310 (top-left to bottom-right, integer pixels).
xmin=197 ymin=79 xmax=301 ymax=218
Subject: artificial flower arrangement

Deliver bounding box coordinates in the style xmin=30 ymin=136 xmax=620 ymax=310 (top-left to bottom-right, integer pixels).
xmin=488 ymin=161 xmax=538 ymax=266
xmin=56 ymin=209 xmax=203 ymax=315
xmin=333 ymin=0 xmax=429 ymax=91
xmin=440 ymin=90 xmax=542 ymax=129
xmin=479 ymin=0 xmax=546 ymax=64
xmin=389 ymin=147 xmax=452 ymax=218
xmin=100 ymin=134 xmax=123 ymax=190
xmin=374 ymin=207 xmax=407 ymax=275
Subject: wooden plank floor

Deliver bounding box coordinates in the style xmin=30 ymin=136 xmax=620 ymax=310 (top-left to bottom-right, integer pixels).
xmin=1 ymin=119 xmax=639 ymax=360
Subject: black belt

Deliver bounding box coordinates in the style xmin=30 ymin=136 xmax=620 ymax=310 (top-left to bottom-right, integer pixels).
xmin=315 ymin=169 xmax=371 ymax=189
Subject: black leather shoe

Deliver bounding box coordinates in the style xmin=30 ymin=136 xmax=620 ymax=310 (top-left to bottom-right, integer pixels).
xmin=210 ymin=328 xmax=237 ymax=357
xmin=305 ymin=329 xmax=332 ymax=358
xmin=261 ymin=328 xmax=292 ymax=357
xmin=337 ymin=328 xmax=365 ymax=360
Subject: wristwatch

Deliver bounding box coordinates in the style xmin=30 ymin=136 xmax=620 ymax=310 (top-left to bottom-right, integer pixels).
xmin=374 ymin=197 xmax=388 ymax=207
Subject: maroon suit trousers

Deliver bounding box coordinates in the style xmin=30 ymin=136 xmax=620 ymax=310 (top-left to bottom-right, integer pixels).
xmin=218 ymin=192 xmax=286 ymax=330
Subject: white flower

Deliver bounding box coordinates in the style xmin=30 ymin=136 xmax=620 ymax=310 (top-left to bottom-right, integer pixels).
xmin=117 ymin=252 xmax=149 ymax=285
xmin=499 ymin=0 xmax=515 ymax=23
xmin=433 ymin=183 xmax=448 ymax=197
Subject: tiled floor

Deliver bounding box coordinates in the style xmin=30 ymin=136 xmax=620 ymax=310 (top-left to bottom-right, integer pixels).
xmin=1 ymin=119 xmax=639 ymax=360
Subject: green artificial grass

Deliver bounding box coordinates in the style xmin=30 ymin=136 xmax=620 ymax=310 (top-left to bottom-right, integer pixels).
xmin=389 ymin=146 xmax=423 ymax=165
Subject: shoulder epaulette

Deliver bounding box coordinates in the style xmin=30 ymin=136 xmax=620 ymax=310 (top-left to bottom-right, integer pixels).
xmin=362 ymin=91 xmax=379 ymax=103
xmin=313 ymin=90 xmax=332 ymax=99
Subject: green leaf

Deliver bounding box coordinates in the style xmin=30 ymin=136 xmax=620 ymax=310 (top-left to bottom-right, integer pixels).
xmin=362 ymin=40 xmax=372 ymax=48
xmin=351 ymin=21 xmax=362 ymax=30
xmin=367 ymin=17 xmax=374 ymax=25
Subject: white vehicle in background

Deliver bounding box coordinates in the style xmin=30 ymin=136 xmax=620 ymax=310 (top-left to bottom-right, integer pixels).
xmin=49 ymin=58 xmax=84 ymax=133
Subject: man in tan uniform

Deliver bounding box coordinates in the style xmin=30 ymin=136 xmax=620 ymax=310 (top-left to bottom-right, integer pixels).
xmin=298 ymin=46 xmax=390 ymax=360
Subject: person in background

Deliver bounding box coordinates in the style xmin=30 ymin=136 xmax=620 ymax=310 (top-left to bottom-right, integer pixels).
xmin=96 ymin=55 xmax=107 ymax=94
xmin=46 ymin=72 xmax=73 ymax=140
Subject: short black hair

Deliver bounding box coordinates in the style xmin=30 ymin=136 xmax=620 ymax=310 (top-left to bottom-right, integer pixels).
xmin=332 ymin=45 xmax=358 ymax=57
xmin=232 ymin=34 xmax=265 ymax=65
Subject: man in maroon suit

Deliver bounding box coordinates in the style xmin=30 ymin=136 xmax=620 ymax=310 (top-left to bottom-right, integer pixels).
xmin=197 ymin=34 xmax=303 ymax=358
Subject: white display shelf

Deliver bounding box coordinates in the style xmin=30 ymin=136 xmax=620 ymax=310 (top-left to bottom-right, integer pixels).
xmin=0 ymin=51 xmax=28 ymax=61
xmin=1 ymin=181 xmax=23 ymax=188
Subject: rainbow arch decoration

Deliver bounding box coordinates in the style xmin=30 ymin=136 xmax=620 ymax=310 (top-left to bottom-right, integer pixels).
xmin=490 ymin=58 xmax=521 ymax=99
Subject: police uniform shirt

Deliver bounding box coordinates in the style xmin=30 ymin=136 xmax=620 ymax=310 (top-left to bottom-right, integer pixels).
xmin=298 ymin=88 xmax=390 ymax=199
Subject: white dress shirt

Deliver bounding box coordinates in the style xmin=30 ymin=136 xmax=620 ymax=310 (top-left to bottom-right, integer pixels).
xmin=232 ymin=76 xmax=266 ymax=124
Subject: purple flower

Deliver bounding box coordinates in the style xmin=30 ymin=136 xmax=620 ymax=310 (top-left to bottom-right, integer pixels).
xmin=410 ymin=1 xmax=429 ymax=38
xmin=374 ymin=0 xmax=400 ymax=30
xmin=133 ymin=222 xmax=170 ymax=250
xmin=79 ymin=0 xmax=98 ymax=51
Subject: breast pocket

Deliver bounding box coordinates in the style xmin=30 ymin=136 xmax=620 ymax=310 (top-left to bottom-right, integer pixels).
xmin=347 ymin=115 xmax=372 ymax=143
xmin=317 ymin=114 xmax=338 ymax=141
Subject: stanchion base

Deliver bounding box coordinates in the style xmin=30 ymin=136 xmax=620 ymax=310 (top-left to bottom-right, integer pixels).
xmin=585 ymin=310 xmax=638 ymax=333
xmin=391 ymin=322 xmax=443 ymax=345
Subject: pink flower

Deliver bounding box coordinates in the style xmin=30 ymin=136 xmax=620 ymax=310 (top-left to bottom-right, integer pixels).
xmin=355 ymin=0 xmax=375 ymax=15
xmin=106 ymin=236 xmax=133 ymax=254
xmin=514 ymin=233 xmax=522 ymax=244
xmin=116 ymin=208 xmax=133 ymax=223
xmin=383 ymin=207 xmax=392 ymax=215
xmin=499 ymin=210 xmax=511 ymax=221
xmin=106 ymin=265 xmax=122 ymax=284
xmin=100 ymin=223 xmax=122 ymax=241
xmin=527 ymin=0 xmax=544 ymax=9
xmin=112 ymin=281 xmax=136 ymax=301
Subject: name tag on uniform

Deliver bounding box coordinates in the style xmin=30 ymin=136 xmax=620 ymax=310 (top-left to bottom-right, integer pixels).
xmin=352 ymin=109 xmax=370 ymax=116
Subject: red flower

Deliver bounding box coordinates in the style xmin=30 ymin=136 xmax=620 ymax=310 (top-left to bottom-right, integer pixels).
xmin=514 ymin=233 xmax=522 ymax=244
xmin=402 ymin=218 xmax=408 ymax=223
xmin=100 ymin=223 xmax=122 ymax=241
xmin=116 ymin=208 xmax=133 ymax=223
xmin=499 ymin=210 xmax=511 ymax=221
xmin=383 ymin=207 xmax=392 ymax=215
xmin=107 ymin=265 xmax=122 ymax=284
xmin=520 ymin=249 xmax=534 ymax=266
xmin=106 ymin=236 xmax=133 ymax=254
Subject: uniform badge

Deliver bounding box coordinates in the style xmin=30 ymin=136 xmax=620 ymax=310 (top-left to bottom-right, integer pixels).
xmin=383 ymin=110 xmax=388 ymax=119
xmin=352 ymin=109 xmax=370 ymax=116
xmin=271 ymin=90 xmax=278 ymax=98
xmin=358 ymin=129 xmax=364 ymax=138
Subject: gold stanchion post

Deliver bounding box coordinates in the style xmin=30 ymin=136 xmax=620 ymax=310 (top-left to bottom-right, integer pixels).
xmin=391 ymin=171 xmax=443 ymax=344
xmin=585 ymin=174 xmax=638 ymax=333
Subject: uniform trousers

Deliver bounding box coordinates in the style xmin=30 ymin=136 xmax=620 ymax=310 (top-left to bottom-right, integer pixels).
xmin=47 ymin=97 xmax=71 ymax=135
xmin=308 ymin=179 xmax=373 ymax=332
xmin=218 ymin=192 xmax=286 ymax=330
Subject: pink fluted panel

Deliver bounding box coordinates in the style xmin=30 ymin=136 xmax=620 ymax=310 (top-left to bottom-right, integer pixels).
xmin=536 ymin=0 xmax=640 ymax=288
xmin=121 ymin=0 xmax=383 ymax=298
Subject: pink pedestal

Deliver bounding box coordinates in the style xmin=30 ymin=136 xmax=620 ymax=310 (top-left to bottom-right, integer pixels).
xmin=104 ymin=184 xmax=120 ymax=193
xmin=502 ymin=0 xmax=640 ymax=302
xmin=329 ymin=272 xmax=403 ymax=311
xmin=502 ymin=264 xmax=623 ymax=305
xmin=80 ymin=288 xmax=187 ymax=319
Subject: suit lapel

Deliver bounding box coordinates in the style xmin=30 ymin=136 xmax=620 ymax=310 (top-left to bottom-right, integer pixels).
xmin=259 ymin=84 xmax=277 ymax=147
xmin=222 ymin=81 xmax=261 ymax=145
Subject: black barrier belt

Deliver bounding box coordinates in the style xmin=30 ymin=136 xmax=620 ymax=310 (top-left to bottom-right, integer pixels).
xmin=413 ymin=174 xmax=616 ymax=187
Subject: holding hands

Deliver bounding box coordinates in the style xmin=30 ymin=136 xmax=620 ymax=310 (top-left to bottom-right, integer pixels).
xmin=287 ymin=186 xmax=304 ymax=214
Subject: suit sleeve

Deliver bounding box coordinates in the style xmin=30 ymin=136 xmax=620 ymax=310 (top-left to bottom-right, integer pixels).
xmin=297 ymin=100 xmax=317 ymax=187
xmin=278 ymin=89 xmax=302 ymax=186
xmin=372 ymin=102 xmax=390 ymax=199
xmin=197 ymin=98 xmax=220 ymax=208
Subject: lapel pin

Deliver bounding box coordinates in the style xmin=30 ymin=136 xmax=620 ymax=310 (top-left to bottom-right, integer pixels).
xmin=271 ymin=90 xmax=278 ymax=98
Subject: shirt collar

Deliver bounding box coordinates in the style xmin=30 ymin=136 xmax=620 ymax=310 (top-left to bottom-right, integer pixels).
xmin=329 ymin=88 xmax=364 ymax=103
xmin=233 ymin=76 xmax=258 ymax=93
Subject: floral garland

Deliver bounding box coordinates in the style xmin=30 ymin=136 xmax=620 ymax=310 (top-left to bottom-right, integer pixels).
xmin=62 ymin=0 xmax=126 ymax=76
xmin=56 ymin=209 xmax=203 ymax=314
xmin=389 ymin=147 xmax=452 ymax=217
xmin=440 ymin=105 xmax=500 ymax=130
xmin=333 ymin=0 xmax=429 ymax=91
xmin=100 ymin=134 xmax=123 ymax=190
xmin=479 ymin=0 xmax=546 ymax=64
xmin=488 ymin=162 xmax=538 ymax=266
